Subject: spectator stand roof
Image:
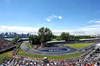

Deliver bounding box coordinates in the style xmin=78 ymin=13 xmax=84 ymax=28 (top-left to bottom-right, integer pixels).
xmin=95 ymin=43 xmax=100 ymax=49
xmin=46 ymin=40 xmax=66 ymax=44
xmin=79 ymin=38 xmax=100 ymax=41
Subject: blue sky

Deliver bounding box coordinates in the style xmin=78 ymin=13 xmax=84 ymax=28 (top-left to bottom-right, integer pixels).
xmin=0 ymin=0 xmax=100 ymax=35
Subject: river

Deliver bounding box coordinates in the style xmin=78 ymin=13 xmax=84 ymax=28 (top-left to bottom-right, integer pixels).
xmin=4 ymin=38 xmax=29 ymax=40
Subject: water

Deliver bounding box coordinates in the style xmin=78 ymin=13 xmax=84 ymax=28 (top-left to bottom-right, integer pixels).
xmin=4 ymin=38 xmax=29 ymax=41
xmin=4 ymin=38 xmax=13 ymax=40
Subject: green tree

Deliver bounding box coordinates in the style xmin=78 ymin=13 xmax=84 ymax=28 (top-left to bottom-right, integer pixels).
xmin=60 ymin=32 xmax=70 ymax=41
xmin=29 ymin=36 xmax=40 ymax=45
xmin=51 ymin=35 xmax=57 ymax=39
xmin=34 ymin=35 xmax=40 ymax=44
xmin=74 ymin=36 xmax=95 ymax=41
xmin=12 ymin=37 xmax=20 ymax=42
xmin=69 ymin=35 xmax=75 ymax=40
xmin=38 ymin=27 xmax=53 ymax=44
xmin=29 ymin=36 xmax=34 ymax=44
xmin=56 ymin=37 xmax=62 ymax=40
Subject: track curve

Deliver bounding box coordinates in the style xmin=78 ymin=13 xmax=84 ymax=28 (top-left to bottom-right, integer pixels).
xmin=21 ymin=41 xmax=79 ymax=56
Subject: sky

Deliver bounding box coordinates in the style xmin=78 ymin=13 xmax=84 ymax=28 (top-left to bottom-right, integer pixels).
xmin=0 ymin=0 xmax=100 ymax=35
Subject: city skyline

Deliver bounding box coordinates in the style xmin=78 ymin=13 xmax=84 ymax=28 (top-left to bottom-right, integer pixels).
xmin=0 ymin=0 xmax=100 ymax=35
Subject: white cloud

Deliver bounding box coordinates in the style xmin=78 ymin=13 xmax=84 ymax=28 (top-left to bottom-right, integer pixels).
xmin=52 ymin=30 xmax=100 ymax=35
xmin=52 ymin=15 xmax=57 ymax=18
xmin=95 ymin=21 xmax=100 ymax=23
xmin=52 ymin=30 xmax=73 ymax=35
xmin=0 ymin=26 xmax=39 ymax=34
xmin=45 ymin=14 xmax=63 ymax=22
xmin=45 ymin=19 xmax=51 ymax=22
xmin=76 ymin=19 xmax=100 ymax=35
xmin=58 ymin=16 xmax=63 ymax=19
xmin=77 ymin=24 xmax=100 ymax=35
xmin=95 ymin=11 xmax=100 ymax=14
xmin=78 ymin=25 xmax=100 ymax=31
xmin=0 ymin=25 xmax=74 ymax=35
xmin=1 ymin=25 xmax=100 ymax=35
xmin=88 ymin=20 xmax=100 ymax=24
xmin=88 ymin=20 xmax=94 ymax=23
xmin=45 ymin=14 xmax=57 ymax=22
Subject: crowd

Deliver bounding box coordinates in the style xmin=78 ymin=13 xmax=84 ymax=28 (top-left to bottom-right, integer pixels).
xmin=1 ymin=58 xmax=67 ymax=66
xmin=1 ymin=52 xmax=100 ymax=66
xmin=65 ymin=52 xmax=100 ymax=66
xmin=0 ymin=38 xmax=15 ymax=52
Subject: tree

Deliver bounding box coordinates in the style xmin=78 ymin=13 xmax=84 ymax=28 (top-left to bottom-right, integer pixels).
xmin=29 ymin=36 xmax=34 ymax=44
xmin=56 ymin=37 xmax=62 ymax=40
xmin=34 ymin=35 xmax=40 ymax=44
xmin=60 ymin=32 xmax=70 ymax=41
xmin=74 ymin=36 xmax=94 ymax=41
xmin=51 ymin=35 xmax=57 ymax=39
xmin=69 ymin=35 xmax=75 ymax=40
xmin=38 ymin=27 xmax=53 ymax=43
xmin=12 ymin=37 xmax=20 ymax=42
xmin=29 ymin=36 xmax=40 ymax=45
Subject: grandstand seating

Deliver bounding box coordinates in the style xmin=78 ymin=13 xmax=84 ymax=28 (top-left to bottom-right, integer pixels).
xmin=0 ymin=38 xmax=15 ymax=52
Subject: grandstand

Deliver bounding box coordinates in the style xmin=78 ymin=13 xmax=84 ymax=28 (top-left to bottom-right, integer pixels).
xmin=0 ymin=38 xmax=16 ymax=52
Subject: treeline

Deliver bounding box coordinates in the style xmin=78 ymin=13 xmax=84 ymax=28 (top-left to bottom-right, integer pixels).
xmin=29 ymin=27 xmax=74 ymax=45
xmin=74 ymin=36 xmax=95 ymax=41
xmin=11 ymin=27 xmax=96 ymax=45
xmin=28 ymin=27 xmax=95 ymax=45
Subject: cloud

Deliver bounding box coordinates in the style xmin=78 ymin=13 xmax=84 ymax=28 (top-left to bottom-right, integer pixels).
xmin=52 ymin=15 xmax=57 ymax=18
xmin=0 ymin=25 xmax=74 ymax=35
xmin=45 ymin=14 xmax=63 ymax=22
xmin=52 ymin=30 xmax=100 ymax=35
xmin=95 ymin=11 xmax=100 ymax=14
xmin=88 ymin=20 xmax=100 ymax=24
xmin=52 ymin=30 xmax=73 ymax=35
xmin=88 ymin=20 xmax=94 ymax=23
xmin=76 ymin=24 xmax=100 ymax=35
xmin=95 ymin=21 xmax=100 ymax=23
xmin=76 ymin=19 xmax=100 ymax=35
xmin=71 ymin=31 xmax=100 ymax=35
xmin=45 ymin=14 xmax=57 ymax=22
xmin=0 ymin=26 xmax=39 ymax=34
xmin=0 ymin=25 xmax=100 ymax=35
xmin=45 ymin=19 xmax=51 ymax=22
xmin=78 ymin=25 xmax=100 ymax=31
xmin=58 ymin=16 xmax=63 ymax=19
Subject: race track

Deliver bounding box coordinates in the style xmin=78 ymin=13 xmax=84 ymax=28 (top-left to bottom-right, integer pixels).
xmin=21 ymin=41 xmax=79 ymax=56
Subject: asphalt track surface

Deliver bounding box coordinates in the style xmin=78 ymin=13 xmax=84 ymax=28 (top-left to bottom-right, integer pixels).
xmin=21 ymin=41 xmax=79 ymax=56
xmin=21 ymin=41 xmax=98 ymax=56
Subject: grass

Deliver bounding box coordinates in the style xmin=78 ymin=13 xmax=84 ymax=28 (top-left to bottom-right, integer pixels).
xmin=28 ymin=42 xmax=33 ymax=49
xmin=66 ymin=43 xmax=95 ymax=49
xmin=17 ymin=43 xmax=86 ymax=60
xmin=0 ymin=50 xmax=13 ymax=64
xmin=17 ymin=51 xmax=86 ymax=60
